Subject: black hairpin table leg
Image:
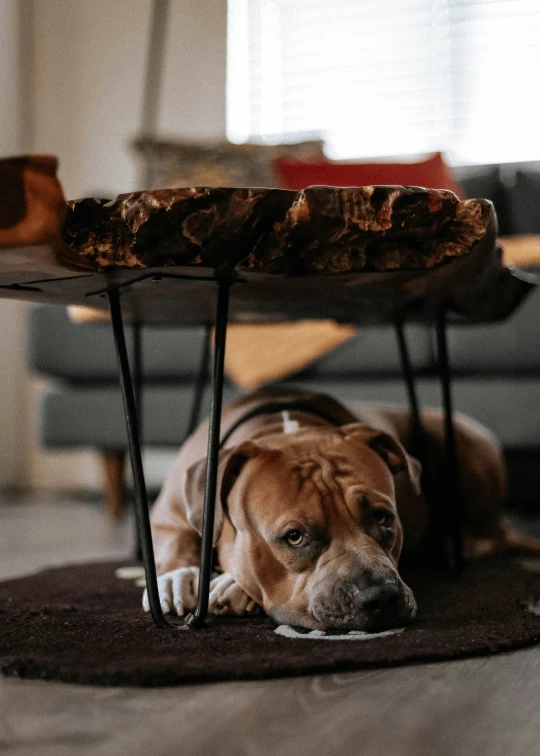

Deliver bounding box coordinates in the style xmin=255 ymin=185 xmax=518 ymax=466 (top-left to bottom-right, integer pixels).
xmin=185 ymin=323 xmax=212 ymax=440
xmin=132 ymin=321 xmax=144 ymax=561
xmin=185 ymin=279 xmax=231 ymax=629
xmin=395 ymin=317 xmax=425 ymax=460
xmin=108 ymin=289 xmax=172 ymax=629
xmin=132 ymin=321 xmax=143 ymax=439
xmin=435 ymin=309 xmax=464 ymax=572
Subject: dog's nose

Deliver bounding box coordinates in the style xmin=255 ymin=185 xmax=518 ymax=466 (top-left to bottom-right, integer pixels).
xmin=352 ymin=580 xmax=400 ymax=615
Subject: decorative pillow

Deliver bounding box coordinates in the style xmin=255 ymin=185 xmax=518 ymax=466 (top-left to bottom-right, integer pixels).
xmin=133 ymin=137 xmax=325 ymax=190
xmin=272 ymin=152 xmax=463 ymax=198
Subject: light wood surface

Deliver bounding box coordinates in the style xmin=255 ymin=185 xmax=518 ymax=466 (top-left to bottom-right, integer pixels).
xmin=102 ymin=451 xmax=126 ymax=518
xmin=501 ymin=234 xmax=540 ymax=268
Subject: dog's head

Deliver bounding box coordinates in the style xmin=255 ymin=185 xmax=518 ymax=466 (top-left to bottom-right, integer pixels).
xmin=182 ymin=424 xmax=420 ymax=631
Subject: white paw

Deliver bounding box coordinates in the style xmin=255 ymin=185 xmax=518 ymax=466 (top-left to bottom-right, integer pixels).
xmin=208 ymin=572 xmax=259 ymax=616
xmin=142 ymin=566 xmax=199 ymax=616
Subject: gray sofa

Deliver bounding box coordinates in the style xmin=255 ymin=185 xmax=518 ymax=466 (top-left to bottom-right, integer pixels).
xmin=26 ymin=287 xmax=540 ymax=509
xmin=25 ymin=161 xmax=540 ymax=511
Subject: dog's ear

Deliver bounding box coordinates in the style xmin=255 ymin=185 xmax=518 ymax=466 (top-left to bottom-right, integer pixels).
xmin=181 ymin=441 xmax=260 ymax=543
xmin=343 ymin=424 xmax=422 ymax=495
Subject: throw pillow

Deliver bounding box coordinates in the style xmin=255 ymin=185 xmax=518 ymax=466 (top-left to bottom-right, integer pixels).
xmin=133 ymin=137 xmax=325 ymax=190
xmin=272 ymin=152 xmax=463 ymax=198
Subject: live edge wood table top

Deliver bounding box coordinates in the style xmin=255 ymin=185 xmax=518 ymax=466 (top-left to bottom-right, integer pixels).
xmin=0 ymin=155 xmax=532 ymax=325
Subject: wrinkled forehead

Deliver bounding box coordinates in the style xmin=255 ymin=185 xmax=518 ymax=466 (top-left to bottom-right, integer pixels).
xmin=237 ymin=430 xmax=396 ymax=526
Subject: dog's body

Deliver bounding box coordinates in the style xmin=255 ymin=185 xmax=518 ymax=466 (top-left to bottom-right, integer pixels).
xmin=145 ymin=389 xmax=540 ymax=630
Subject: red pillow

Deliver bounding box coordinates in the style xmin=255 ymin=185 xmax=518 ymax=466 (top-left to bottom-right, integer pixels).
xmin=272 ymin=152 xmax=463 ymax=199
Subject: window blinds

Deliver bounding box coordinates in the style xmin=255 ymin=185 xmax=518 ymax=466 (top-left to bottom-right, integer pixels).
xmin=227 ymin=0 xmax=540 ymax=164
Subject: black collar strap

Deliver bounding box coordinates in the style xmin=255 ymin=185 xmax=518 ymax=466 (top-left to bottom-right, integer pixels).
xmin=219 ymin=401 xmax=343 ymax=450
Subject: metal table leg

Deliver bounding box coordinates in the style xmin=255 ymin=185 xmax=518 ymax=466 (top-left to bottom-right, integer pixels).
xmin=132 ymin=321 xmax=143 ymax=439
xmin=185 ymin=323 xmax=212 ymax=440
xmin=185 ymin=279 xmax=231 ymax=628
xmin=132 ymin=321 xmax=144 ymax=561
xmin=435 ymin=309 xmax=464 ymax=571
xmin=395 ymin=317 xmax=425 ymax=460
xmin=108 ymin=289 xmax=172 ymax=629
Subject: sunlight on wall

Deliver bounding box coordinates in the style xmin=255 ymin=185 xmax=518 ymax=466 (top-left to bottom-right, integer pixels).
xmin=227 ymin=0 xmax=540 ymax=165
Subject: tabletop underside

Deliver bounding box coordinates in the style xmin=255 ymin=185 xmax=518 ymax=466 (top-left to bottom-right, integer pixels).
xmin=0 ymin=258 xmax=529 ymax=326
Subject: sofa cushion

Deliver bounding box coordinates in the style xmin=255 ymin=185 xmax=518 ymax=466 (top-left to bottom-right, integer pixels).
xmin=508 ymin=171 xmax=540 ymax=235
xmin=446 ymin=287 xmax=540 ymax=374
xmin=278 ymin=376 xmax=540 ymax=450
xmin=26 ymin=305 xmax=210 ymax=383
xmin=38 ymin=383 xmax=240 ymax=449
xmin=458 ymin=165 xmax=501 ymax=201
xmin=295 ymin=324 xmax=433 ymax=378
xmin=38 ymin=372 xmax=540 ymax=452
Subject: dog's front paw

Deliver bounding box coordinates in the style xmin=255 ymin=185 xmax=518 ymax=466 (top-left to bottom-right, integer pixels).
xmin=208 ymin=572 xmax=259 ymax=616
xmin=142 ymin=566 xmax=199 ymax=616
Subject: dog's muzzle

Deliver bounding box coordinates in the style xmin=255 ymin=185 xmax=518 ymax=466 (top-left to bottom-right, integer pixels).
xmin=310 ymin=574 xmax=416 ymax=631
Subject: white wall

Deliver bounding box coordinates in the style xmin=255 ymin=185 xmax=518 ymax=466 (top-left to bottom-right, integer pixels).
xmin=160 ymin=0 xmax=228 ymax=140
xmin=0 ymin=0 xmax=22 ymax=151
xmin=0 ymin=0 xmax=33 ymax=488
xmin=32 ymin=0 xmax=228 ymax=200
xmin=0 ymin=0 xmax=228 ymax=491
xmin=32 ymin=0 xmax=151 ymax=199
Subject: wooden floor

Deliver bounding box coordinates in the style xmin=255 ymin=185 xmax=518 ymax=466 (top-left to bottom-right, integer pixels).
xmin=2 ymin=495 xmax=540 ymax=756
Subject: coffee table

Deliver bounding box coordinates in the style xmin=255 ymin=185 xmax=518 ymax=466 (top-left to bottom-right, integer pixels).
xmin=1 ymin=156 xmax=533 ymax=631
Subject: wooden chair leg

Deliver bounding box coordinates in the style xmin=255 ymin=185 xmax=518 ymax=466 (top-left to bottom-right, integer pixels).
xmin=102 ymin=451 xmax=126 ymax=518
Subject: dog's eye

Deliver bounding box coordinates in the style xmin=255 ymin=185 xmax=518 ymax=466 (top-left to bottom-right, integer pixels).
xmin=285 ymin=529 xmax=307 ymax=547
xmin=373 ymin=509 xmax=394 ymax=529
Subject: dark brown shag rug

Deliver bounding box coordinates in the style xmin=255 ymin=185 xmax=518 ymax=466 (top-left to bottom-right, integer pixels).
xmin=1 ymin=558 xmax=540 ymax=687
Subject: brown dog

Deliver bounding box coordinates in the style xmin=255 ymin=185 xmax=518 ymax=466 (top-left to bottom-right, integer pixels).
xmin=143 ymin=389 xmax=540 ymax=631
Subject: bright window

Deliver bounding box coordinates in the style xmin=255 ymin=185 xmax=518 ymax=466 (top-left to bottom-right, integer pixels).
xmin=227 ymin=0 xmax=540 ymax=165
